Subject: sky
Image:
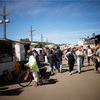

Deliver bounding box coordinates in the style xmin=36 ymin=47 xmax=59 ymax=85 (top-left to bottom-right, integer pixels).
xmin=0 ymin=0 xmax=100 ymax=45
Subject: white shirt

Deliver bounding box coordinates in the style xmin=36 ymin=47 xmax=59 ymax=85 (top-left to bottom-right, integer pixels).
xmin=76 ymin=50 xmax=83 ymax=59
xmin=76 ymin=50 xmax=83 ymax=56
xmin=87 ymin=49 xmax=93 ymax=57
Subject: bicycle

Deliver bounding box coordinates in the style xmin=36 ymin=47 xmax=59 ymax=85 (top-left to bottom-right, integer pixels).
xmin=17 ymin=68 xmax=43 ymax=87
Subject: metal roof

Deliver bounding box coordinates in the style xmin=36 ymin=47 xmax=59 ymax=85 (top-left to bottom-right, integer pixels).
xmin=0 ymin=38 xmax=15 ymax=43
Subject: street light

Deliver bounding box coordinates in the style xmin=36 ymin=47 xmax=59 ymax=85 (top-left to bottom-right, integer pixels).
xmin=0 ymin=20 xmax=3 ymax=23
xmin=0 ymin=6 xmax=10 ymax=39
xmin=0 ymin=19 xmax=10 ymax=23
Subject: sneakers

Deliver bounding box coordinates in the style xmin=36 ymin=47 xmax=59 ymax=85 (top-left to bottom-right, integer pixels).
xmin=70 ymin=71 xmax=73 ymax=75
xmin=96 ymin=71 xmax=100 ymax=74
xmin=51 ymin=73 xmax=54 ymax=76
xmin=78 ymin=72 xmax=81 ymax=74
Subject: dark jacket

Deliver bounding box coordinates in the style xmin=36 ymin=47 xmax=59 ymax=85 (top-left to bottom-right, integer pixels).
xmin=47 ymin=54 xmax=55 ymax=64
xmin=55 ymin=49 xmax=63 ymax=61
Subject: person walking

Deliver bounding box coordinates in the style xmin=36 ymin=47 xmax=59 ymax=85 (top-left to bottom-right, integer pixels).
xmin=52 ymin=48 xmax=58 ymax=72
xmin=93 ymin=44 xmax=100 ymax=74
xmin=81 ymin=46 xmax=85 ymax=67
xmin=66 ymin=48 xmax=75 ymax=75
xmin=47 ymin=49 xmax=55 ymax=75
xmin=55 ymin=46 xmax=63 ymax=73
xmin=76 ymin=46 xmax=84 ymax=74
xmin=95 ymin=44 xmax=100 ymax=73
xmin=86 ymin=45 xmax=94 ymax=66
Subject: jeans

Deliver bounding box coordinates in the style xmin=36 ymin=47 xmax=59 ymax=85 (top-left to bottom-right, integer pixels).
xmin=49 ymin=63 xmax=54 ymax=74
xmin=57 ymin=61 xmax=62 ymax=72
xmin=77 ymin=57 xmax=82 ymax=73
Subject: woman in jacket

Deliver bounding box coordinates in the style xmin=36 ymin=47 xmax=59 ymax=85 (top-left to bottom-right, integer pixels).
xmin=47 ymin=49 xmax=55 ymax=75
xmin=66 ymin=48 xmax=75 ymax=75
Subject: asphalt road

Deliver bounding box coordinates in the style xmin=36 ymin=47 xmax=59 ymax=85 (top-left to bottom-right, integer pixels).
xmin=0 ymin=59 xmax=100 ymax=100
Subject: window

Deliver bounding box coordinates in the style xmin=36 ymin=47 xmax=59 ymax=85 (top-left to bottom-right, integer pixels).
xmin=0 ymin=41 xmax=13 ymax=63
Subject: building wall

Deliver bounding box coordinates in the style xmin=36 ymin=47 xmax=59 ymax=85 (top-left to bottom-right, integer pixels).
xmin=0 ymin=40 xmax=15 ymax=76
xmin=15 ymin=42 xmax=25 ymax=61
xmin=78 ymin=38 xmax=95 ymax=49
xmin=0 ymin=61 xmax=15 ymax=75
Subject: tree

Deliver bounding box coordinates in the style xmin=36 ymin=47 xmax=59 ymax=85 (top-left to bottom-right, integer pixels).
xmin=35 ymin=42 xmax=42 ymax=48
xmin=20 ymin=38 xmax=30 ymax=42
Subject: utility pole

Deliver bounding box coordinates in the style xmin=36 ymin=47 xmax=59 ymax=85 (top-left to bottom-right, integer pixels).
xmin=41 ymin=34 xmax=43 ymax=43
xmin=41 ymin=34 xmax=43 ymax=53
xmin=0 ymin=6 xmax=10 ymax=39
xmin=41 ymin=34 xmax=43 ymax=48
xmin=46 ymin=38 xmax=48 ymax=44
xmin=29 ymin=26 xmax=35 ymax=42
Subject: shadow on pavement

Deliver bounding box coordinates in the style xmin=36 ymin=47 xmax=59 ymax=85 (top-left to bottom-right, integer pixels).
xmin=81 ymin=68 xmax=94 ymax=73
xmin=41 ymin=78 xmax=58 ymax=86
xmin=72 ymin=68 xmax=94 ymax=75
xmin=61 ymin=69 xmax=68 ymax=73
xmin=39 ymin=70 xmax=59 ymax=86
xmin=0 ymin=87 xmax=23 ymax=96
xmin=0 ymin=86 xmax=9 ymax=90
xmin=0 ymin=77 xmax=18 ymax=87
xmin=62 ymin=63 xmax=68 ymax=67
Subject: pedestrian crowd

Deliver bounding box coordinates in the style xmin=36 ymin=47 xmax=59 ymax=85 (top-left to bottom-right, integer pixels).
xmin=66 ymin=44 xmax=100 ymax=75
xmin=23 ymin=43 xmax=100 ymax=87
